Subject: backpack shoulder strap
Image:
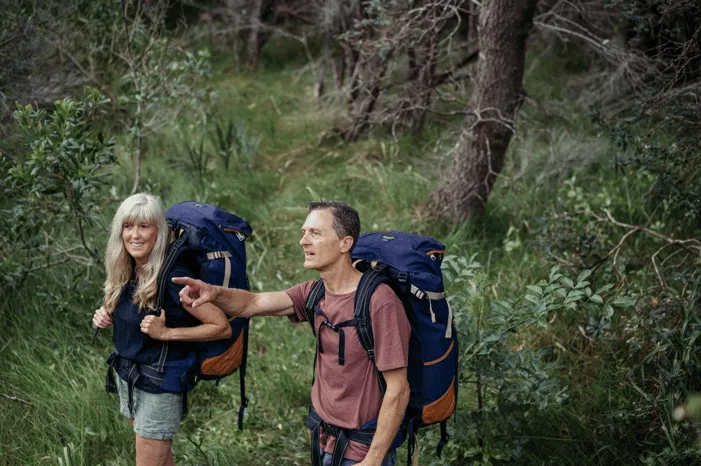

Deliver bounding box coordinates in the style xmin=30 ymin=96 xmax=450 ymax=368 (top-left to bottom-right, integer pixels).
xmin=353 ymin=265 xmax=390 ymax=394
xmin=153 ymin=233 xmax=188 ymax=372
xmin=155 ymin=233 xmax=189 ymax=310
xmin=303 ymin=279 xmax=325 ymax=336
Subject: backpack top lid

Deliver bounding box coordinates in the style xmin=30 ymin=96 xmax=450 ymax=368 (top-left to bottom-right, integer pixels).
xmin=352 ymin=231 xmax=445 ymax=292
xmin=166 ymin=201 xmax=252 ymax=236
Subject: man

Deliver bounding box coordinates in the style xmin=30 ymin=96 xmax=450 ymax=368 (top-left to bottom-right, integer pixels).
xmin=174 ymin=201 xmax=410 ymax=466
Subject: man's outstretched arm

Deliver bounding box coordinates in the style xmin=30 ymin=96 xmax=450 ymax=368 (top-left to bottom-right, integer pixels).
xmin=172 ymin=277 xmax=295 ymax=318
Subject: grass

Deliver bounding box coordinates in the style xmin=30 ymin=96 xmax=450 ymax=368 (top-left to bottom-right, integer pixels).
xmin=2 ymin=36 xmax=696 ymax=465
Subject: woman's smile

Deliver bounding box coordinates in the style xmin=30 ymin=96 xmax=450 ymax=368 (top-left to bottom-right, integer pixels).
xmin=122 ymin=219 xmax=158 ymax=265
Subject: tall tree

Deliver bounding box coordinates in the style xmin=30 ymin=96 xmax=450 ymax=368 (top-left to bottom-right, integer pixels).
xmin=423 ymin=0 xmax=538 ymax=221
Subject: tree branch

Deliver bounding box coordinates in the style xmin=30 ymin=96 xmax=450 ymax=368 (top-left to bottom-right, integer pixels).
xmin=1 ymin=393 xmax=32 ymax=406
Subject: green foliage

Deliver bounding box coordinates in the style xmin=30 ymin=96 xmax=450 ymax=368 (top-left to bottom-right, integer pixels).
xmin=118 ymin=45 xmax=212 ymax=124
xmin=211 ymin=117 xmax=259 ymax=171
xmin=183 ymin=134 xmax=211 ymax=188
xmin=442 ymin=256 xmax=617 ymax=464
xmin=4 ymin=30 xmax=701 ymax=465
xmin=612 ymin=123 xmax=701 ymax=228
xmin=1 ymin=88 xmax=116 ymax=289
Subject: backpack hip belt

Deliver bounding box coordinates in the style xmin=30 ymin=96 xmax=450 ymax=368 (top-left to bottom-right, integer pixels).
xmin=106 ymin=353 xmax=189 ymax=415
xmin=306 ymin=406 xmax=375 ymax=466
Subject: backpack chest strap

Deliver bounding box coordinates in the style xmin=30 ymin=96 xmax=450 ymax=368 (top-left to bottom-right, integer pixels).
xmin=315 ymin=310 xmax=356 ymax=366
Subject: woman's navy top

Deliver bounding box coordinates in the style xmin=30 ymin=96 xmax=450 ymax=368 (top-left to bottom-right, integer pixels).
xmin=110 ymin=264 xmax=199 ymax=392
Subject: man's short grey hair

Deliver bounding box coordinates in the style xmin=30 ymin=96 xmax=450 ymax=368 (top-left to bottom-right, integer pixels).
xmin=307 ymin=201 xmax=360 ymax=251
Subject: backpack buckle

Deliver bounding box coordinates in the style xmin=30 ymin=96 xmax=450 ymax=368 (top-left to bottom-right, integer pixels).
xmin=398 ymin=272 xmax=408 ymax=283
xmin=367 ymin=348 xmax=375 ymax=361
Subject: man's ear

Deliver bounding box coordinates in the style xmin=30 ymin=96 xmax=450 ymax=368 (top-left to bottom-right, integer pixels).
xmin=340 ymin=236 xmax=354 ymax=254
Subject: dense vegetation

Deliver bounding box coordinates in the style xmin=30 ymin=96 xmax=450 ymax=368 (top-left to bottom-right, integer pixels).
xmin=2 ymin=1 xmax=701 ymax=465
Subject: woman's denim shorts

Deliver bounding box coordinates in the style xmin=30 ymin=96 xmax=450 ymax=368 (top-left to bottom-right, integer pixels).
xmin=116 ymin=377 xmax=183 ymax=440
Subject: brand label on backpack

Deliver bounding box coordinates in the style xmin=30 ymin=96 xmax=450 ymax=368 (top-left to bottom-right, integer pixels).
xmin=380 ymin=235 xmax=396 ymax=241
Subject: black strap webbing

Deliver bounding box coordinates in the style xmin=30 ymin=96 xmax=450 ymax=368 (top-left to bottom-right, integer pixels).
xmin=237 ymin=372 xmax=246 ymax=430
xmin=353 ymin=267 xmax=389 ymax=394
xmin=307 ymin=406 xmax=374 ymax=466
xmin=436 ymin=420 xmax=449 ymax=458
xmin=304 ymin=279 xmax=326 ymax=335
xmin=238 ymin=320 xmax=249 ymax=430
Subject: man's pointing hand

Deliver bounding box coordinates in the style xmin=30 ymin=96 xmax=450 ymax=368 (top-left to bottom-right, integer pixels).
xmin=172 ymin=276 xmax=220 ymax=308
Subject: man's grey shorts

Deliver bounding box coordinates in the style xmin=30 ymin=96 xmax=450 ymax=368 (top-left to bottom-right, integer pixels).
xmin=116 ymin=377 xmax=183 ymax=440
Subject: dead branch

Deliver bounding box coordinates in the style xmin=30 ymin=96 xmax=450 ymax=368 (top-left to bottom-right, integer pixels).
xmin=586 ymin=208 xmax=701 ymax=289
xmin=1 ymin=393 xmax=32 ymax=406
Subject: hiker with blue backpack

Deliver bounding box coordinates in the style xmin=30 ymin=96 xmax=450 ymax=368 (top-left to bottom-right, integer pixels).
xmin=91 ymin=193 xmax=233 ymax=466
xmin=174 ymin=201 xmax=458 ymax=466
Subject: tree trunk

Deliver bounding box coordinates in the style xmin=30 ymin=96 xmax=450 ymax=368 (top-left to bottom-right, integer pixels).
xmin=246 ymin=0 xmax=263 ymax=67
xmin=422 ymin=0 xmax=538 ymax=221
xmin=131 ymin=100 xmax=143 ymax=194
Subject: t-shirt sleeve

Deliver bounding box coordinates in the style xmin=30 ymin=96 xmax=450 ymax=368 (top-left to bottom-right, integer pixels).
xmin=166 ymin=264 xmax=195 ymax=308
xmin=370 ymin=284 xmax=411 ymax=372
xmin=284 ymin=280 xmax=317 ymax=324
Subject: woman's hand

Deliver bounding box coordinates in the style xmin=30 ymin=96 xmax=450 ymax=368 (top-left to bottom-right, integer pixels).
xmin=92 ymin=306 xmax=113 ymax=328
xmin=141 ymin=311 xmax=169 ymax=340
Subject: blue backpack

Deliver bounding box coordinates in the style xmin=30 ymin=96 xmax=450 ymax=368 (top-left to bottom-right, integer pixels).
xmin=155 ymin=201 xmax=252 ymax=429
xmin=303 ymin=231 xmax=457 ymax=465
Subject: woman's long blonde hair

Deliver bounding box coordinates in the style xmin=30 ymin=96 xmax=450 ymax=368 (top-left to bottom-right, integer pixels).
xmin=103 ymin=193 xmax=170 ymax=313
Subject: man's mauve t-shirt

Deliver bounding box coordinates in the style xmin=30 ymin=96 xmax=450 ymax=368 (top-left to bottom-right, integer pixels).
xmin=285 ymin=279 xmax=410 ymax=462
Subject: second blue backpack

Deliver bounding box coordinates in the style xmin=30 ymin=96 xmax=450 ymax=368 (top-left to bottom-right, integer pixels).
xmin=352 ymin=232 xmax=458 ymax=459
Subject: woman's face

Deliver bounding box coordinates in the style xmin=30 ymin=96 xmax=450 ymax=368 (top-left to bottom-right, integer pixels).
xmin=122 ymin=218 xmax=158 ymax=266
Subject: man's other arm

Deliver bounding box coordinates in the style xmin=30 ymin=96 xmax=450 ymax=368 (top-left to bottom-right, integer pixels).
xmin=359 ymin=367 xmax=410 ymax=466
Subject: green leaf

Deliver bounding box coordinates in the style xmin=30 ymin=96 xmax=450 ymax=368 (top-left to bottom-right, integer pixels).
xmin=589 ymin=294 xmax=603 ymax=304
xmin=560 ymin=277 xmax=574 ymax=288
xmin=604 ymin=303 xmax=614 ymax=318
xmin=611 ymin=297 xmax=637 ymax=308
xmin=544 ymin=283 xmax=560 ymax=294
xmin=525 ymin=294 xmax=540 ymax=305
xmin=577 ymin=269 xmax=592 ymax=283
xmin=526 ymin=285 xmax=543 ymax=295
xmin=596 ymin=284 xmax=615 ymax=295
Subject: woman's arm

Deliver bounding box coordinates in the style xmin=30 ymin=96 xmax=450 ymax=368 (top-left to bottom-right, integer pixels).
xmin=140 ymin=302 xmax=232 ymax=341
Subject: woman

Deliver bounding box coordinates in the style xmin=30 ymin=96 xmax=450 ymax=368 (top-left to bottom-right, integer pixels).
xmin=92 ymin=193 xmax=231 ymax=466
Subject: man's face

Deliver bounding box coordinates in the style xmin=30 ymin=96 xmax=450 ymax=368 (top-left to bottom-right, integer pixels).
xmin=299 ymin=209 xmax=348 ymax=271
